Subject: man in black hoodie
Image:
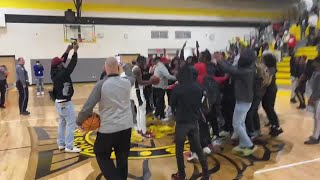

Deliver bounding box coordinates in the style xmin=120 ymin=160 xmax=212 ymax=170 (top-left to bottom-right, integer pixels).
xmin=51 ymin=44 xmax=80 ymax=153
xmin=170 ymin=65 xmax=209 ymax=180
xmin=217 ymin=49 xmax=257 ymax=156
xmin=262 ymin=54 xmax=284 ymax=137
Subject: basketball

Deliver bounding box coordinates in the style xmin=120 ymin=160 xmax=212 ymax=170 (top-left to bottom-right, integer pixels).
xmin=81 ymin=112 xmax=101 ymax=131
xmin=150 ymin=75 xmax=160 ymax=85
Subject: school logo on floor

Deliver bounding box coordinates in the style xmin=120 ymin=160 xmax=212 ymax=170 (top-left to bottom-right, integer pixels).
xmin=26 ymin=126 xmax=293 ymax=180
xmin=73 ymin=129 xmax=183 ymax=159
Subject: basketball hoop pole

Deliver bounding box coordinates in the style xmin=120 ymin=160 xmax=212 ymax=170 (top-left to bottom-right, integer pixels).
xmin=72 ymin=0 xmax=83 ymax=41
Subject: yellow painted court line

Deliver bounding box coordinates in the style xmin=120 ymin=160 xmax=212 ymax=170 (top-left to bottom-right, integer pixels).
xmin=254 ymin=158 xmax=320 ymax=174
xmin=0 ymin=0 xmax=282 ymax=19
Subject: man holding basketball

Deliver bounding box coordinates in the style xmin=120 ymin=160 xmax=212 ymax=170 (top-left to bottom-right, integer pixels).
xmin=77 ymin=57 xmax=133 ymax=180
xmin=51 ymin=44 xmax=81 ymax=153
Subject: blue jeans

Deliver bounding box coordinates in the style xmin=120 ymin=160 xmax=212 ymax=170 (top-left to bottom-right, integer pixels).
xmin=35 ymin=76 xmax=44 ymax=93
xmin=233 ymin=101 xmax=253 ymax=148
xmin=55 ymin=101 xmax=76 ymax=149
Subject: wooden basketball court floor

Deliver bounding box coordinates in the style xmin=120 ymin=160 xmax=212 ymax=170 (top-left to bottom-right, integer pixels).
xmin=1 ymin=83 xmax=320 ymax=180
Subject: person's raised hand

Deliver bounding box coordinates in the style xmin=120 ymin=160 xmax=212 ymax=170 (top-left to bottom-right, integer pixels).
xmin=73 ymin=44 xmax=79 ymax=52
xmin=67 ymin=44 xmax=73 ymax=52
xmin=182 ymin=41 xmax=187 ymax=48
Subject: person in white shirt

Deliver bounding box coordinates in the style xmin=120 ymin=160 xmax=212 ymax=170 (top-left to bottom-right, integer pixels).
xmin=308 ymin=11 xmax=318 ymax=36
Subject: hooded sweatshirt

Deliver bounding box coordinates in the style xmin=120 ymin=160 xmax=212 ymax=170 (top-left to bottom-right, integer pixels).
xmin=170 ymin=65 xmax=203 ymax=124
xmin=51 ymin=52 xmax=77 ymax=101
xmin=33 ymin=63 xmax=44 ymax=77
xmin=218 ymin=49 xmax=255 ymax=103
xmin=153 ymin=62 xmax=176 ymax=89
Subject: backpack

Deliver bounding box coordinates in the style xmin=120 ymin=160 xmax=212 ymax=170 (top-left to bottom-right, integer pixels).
xmin=256 ymin=62 xmax=273 ymax=88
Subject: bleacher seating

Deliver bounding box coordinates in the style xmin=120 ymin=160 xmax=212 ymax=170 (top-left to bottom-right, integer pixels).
xmin=276 ymin=56 xmax=291 ymax=86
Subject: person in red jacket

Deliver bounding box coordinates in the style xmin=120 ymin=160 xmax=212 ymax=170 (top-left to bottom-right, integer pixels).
xmin=288 ymin=34 xmax=297 ymax=56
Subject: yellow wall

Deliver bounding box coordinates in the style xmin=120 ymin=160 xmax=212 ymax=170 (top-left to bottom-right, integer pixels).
xmin=0 ymin=0 xmax=283 ymax=20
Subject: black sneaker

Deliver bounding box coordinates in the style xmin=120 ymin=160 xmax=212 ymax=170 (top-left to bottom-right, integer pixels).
xmin=297 ymin=104 xmax=306 ymax=109
xmin=20 ymin=112 xmax=30 ymax=116
xmin=290 ymin=98 xmax=297 ymax=104
xmin=171 ymin=172 xmax=186 ymax=180
xmin=304 ymin=137 xmax=320 ymax=145
xmin=270 ymin=126 xmax=284 ymax=137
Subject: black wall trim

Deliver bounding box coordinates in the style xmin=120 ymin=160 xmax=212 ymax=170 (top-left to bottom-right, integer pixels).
xmin=5 ymin=14 xmax=269 ymax=27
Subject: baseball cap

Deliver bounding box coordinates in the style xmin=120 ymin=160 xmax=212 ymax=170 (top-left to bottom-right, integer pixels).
xmin=51 ymin=57 xmax=64 ymax=67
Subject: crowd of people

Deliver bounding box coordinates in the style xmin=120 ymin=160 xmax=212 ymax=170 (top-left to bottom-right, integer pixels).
xmin=289 ymin=46 xmax=320 ymax=145
xmin=75 ymin=40 xmax=287 ymax=179
xmin=0 ymin=41 xmax=287 ymax=180
xmin=3 ymin=37 xmax=320 ymax=179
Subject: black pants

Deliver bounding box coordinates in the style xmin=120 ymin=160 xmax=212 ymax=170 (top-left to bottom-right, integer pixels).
xmin=289 ymin=47 xmax=294 ymax=56
xmin=94 ymin=129 xmax=132 ymax=180
xmin=175 ymin=123 xmax=208 ymax=178
xmin=195 ymin=119 xmax=211 ymax=149
xmin=153 ymin=88 xmax=165 ymax=119
xmin=295 ymin=83 xmax=306 ymax=106
xmin=206 ymin=106 xmax=220 ymax=137
xmin=245 ymin=93 xmax=264 ymax=135
xmin=144 ymin=86 xmax=153 ymax=113
xmin=0 ymin=80 xmax=6 ymax=106
xmin=309 ymin=26 xmax=316 ymax=36
xmin=262 ymin=86 xmax=280 ymax=127
xmin=221 ymin=90 xmax=235 ymax=132
xmin=166 ymin=89 xmax=172 ymax=106
xmin=16 ymin=81 xmax=29 ymax=113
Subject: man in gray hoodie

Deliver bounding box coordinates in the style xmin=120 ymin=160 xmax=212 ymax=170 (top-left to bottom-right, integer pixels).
xmin=152 ymin=57 xmax=176 ymax=121
xmin=77 ymin=57 xmax=133 ymax=180
xmin=217 ymin=49 xmax=256 ymax=156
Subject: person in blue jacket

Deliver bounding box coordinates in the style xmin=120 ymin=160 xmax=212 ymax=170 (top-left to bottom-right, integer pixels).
xmin=33 ymin=61 xmax=44 ymax=96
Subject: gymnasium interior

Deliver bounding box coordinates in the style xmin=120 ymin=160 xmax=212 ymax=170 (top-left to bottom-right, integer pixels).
xmin=1 ymin=0 xmax=320 ymax=180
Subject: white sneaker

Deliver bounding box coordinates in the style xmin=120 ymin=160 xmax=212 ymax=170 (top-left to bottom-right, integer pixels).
xmin=58 ymin=146 xmax=65 ymax=150
xmin=41 ymin=91 xmax=45 ymax=95
xmin=187 ymin=152 xmax=199 ymax=161
xmin=212 ymin=138 xmax=224 ymax=146
xmin=65 ymin=147 xmax=81 ymax=153
xmin=161 ymin=117 xmax=170 ymax=122
xmin=231 ymin=132 xmax=239 ymax=140
xmin=37 ymin=92 xmax=40 ymax=96
xmin=203 ymin=147 xmax=212 ymax=155
xmin=219 ymin=131 xmax=230 ymax=137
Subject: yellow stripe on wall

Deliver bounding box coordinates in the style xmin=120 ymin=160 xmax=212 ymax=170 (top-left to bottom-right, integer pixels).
xmin=0 ymin=0 xmax=283 ymax=20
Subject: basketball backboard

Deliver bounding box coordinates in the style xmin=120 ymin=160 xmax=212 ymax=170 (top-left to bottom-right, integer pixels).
xmin=64 ymin=24 xmax=96 ymax=43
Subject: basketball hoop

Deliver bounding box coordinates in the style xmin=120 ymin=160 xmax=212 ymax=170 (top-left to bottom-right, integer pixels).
xmin=64 ymin=24 xmax=96 ymax=43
